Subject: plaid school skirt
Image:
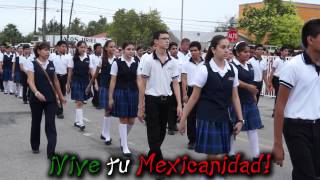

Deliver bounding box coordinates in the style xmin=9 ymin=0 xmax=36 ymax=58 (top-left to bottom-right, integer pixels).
xmin=195 ymin=119 xmax=232 ymax=155
xmin=2 ymin=69 xmax=12 ymax=81
xmin=230 ymin=102 xmax=263 ymax=131
xmin=111 ymin=88 xmax=138 ymax=118
xmin=14 ymin=71 xmax=21 ymax=83
xmin=71 ymin=81 xmax=91 ymax=101
xmin=99 ymin=87 xmax=109 ymax=109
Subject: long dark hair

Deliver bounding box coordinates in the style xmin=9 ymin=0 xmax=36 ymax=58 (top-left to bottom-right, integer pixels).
xmin=205 ymin=35 xmax=227 ymax=63
xmin=101 ymin=40 xmax=114 ymax=65
xmin=73 ymin=41 xmax=87 ymax=62
xmin=232 ymin=41 xmax=248 ymax=57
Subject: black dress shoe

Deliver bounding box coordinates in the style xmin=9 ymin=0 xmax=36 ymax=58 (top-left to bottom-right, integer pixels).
xmin=47 ymin=153 xmax=55 ymax=159
xmin=23 ymin=101 xmax=28 ymax=104
xmin=32 ymin=149 xmax=40 ymax=154
xmin=57 ymin=114 xmax=64 ymax=119
xmin=80 ymin=125 xmax=85 ymax=131
xmin=74 ymin=123 xmax=80 ymax=128
xmin=105 ymin=138 xmax=112 ymax=145
xmin=100 ymin=134 xmax=105 ymax=140
xmin=168 ymin=130 xmax=174 ymax=135
xmin=123 ymin=152 xmax=132 ymax=157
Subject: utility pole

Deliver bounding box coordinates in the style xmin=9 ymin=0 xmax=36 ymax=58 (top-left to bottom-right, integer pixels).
xmin=34 ymin=0 xmax=37 ymax=35
xmin=180 ymin=0 xmax=184 ymax=41
xmin=67 ymin=0 xmax=74 ymax=41
xmin=42 ymin=0 xmax=47 ymax=42
xmin=60 ymin=0 xmax=63 ymax=40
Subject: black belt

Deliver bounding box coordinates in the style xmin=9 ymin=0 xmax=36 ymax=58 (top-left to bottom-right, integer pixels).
xmin=57 ymin=74 xmax=67 ymax=77
xmin=146 ymin=95 xmax=170 ymax=101
xmin=286 ymin=118 xmax=320 ymax=124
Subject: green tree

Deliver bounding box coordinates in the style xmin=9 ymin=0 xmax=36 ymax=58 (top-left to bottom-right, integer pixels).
xmin=69 ymin=17 xmax=86 ymax=36
xmin=0 ymin=24 xmax=23 ymax=45
xmin=268 ymin=14 xmax=303 ymax=48
xmin=108 ymin=9 xmax=167 ymax=47
xmin=85 ymin=16 xmax=109 ymax=36
xmin=239 ymin=0 xmax=300 ymax=46
xmin=38 ymin=18 xmax=67 ymax=35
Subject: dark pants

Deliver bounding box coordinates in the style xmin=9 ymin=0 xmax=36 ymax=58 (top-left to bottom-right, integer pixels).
xmin=167 ymin=82 xmax=182 ymax=131
xmin=253 ymin=81 xmax=263 ymax=104
xmin=187 ymin=86 xmax=196 ymax=144
xmin=283 ymin=118 xmax=320 ymax=180
xmin=0 ymin=73 xmax=3 ymax=91
xmin=30 ymin=102 xmax=57 ymax=156
xmin=145 ymin=95 xmax=172 ymax=164
xmin=272 ymin=76 xmax=280 ymax=105
xmin=56 ymin=74 xmax=67 ymax=115
xmin=91 ymin=74 xmax=100 ymax=107
xmin=21 ymin=73 xmax=29 ymax=102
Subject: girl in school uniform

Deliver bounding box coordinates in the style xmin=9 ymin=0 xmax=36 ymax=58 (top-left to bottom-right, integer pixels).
xmin=12 ymin=46 xmax=23 ymax=98
xmin=2 ymin=45 xmax=14 ymax=94
xmin=109 ymin=42 xmax=139 ymax=157
xmin=179 ymin=35 xmax=244 ymax=180
xmin=86 ymin=40 xmax=116 ymax=144
xmin=229 ymin=41 xmax=263 ymax=159
xmin=66 ymin=41 xmax=93 ymax=131
xmin=26 ymin=42 xmax=65 ymax=158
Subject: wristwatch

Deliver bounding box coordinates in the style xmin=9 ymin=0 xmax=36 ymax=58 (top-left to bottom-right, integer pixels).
xmin=35 ymin=91 xmax=40 ymax=96
xmin=236 ymin=119 xmax=245 ymax=124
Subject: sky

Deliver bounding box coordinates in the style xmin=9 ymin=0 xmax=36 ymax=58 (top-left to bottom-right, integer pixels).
xmin=0 ymin=0 xmax=319 ymax=35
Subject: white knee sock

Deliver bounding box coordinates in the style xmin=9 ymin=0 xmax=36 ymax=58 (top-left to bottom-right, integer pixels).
xmin=229 ymin=135 xmax=236 ymax=156
xmin=119 ymin=124 xmax=130 ymax=154
xmin=9 ymin=81 xmax=14 ymax=93
xmin=3 ymin=81 xmax=8 ymax=93
xmin=19 ymin=86 xmax=23 ymax=97
xmin=127 ymin=124 xmax=133 ymax=135
xmin=103 ymin=117 xmax=111 ymax=141
xmin=76 ymin=109 xmax=84 ymax=126
xmin=247 ymin=130 xmax=260 ymax=158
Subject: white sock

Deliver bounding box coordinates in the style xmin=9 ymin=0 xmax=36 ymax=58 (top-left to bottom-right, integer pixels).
xmin=3 ymin=81 xmax=8 ymax=93
xmin=247 ymin=130 xmax=260 ymax=158
xmin=229 ymin=135 xmax=236 ymax=156
xmin=77 ymin=109 xmax=84 ymax=126
xmin=119 ymin=124 xmax=130 ymax=154
xmin=19 ymin=86 xmax=23 ymax=97
xmin=127 ymin=124 xmax=133 ymax=135
xmin=103 ymin=117 xmax=111 ymax=141
xmin=9 ymin=81 xmax=14 ymax=93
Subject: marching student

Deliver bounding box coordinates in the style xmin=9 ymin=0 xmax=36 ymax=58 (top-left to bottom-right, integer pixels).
xmin=2 ymin=45 xmax=15 ymax=95
xmin=230 ymin=41 xmax=263 ymax=159
xmin=19 ymin=45 xmax=33 ymax=104
xmin=135 ymin=46 xmax=144 ymax=61
xmin=273 ymin=19 xmax=320 ymax=180
xmin=269 ymin=46 xmax=289 ymax=116
xmin=167 ymin=42 xmax=182 ymax=135
xmin=50 ymin=41 xmax=71 ymax=119
xmin=179 ymin=35 xmax=243 ymax=180
xmin=86 ymin=40 xmax=116 ymax=145
xmin=248 ymin=44 xmax=268 ymax=103
xmin=138 ymin=30 xmax=182 ymax=176
xmin=181 ymin=41 xmax=204 ymax=149
xmin=66 ymin=41 xmax=93 ymax=131
xmin=178 ymin=38 xmax=191 ymax=62
xmin=26 ymin=42 xmax=65 ymax=159
xmin=0 ymin=50 xmax=3 ymax=92
xmin=12 ymin=46 xmax=23 ymax=98
xmin=90 ymin=43 xmax=102 ymax=108
xmin=108 ymin=42 xmax=139 ymax=157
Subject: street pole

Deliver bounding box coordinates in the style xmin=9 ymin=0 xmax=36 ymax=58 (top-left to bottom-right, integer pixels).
xmin=67 ymin=0 xmax=74 ymax=41
xmin=34 ymin=0 xmax=37 ymax=35
xmin=180 ymin=0 xmax=184 ymax=41
xmin=60 ymin=0 xmax=63 ymax=40
xmin=42 ymin=0 xmax=47 ymax=42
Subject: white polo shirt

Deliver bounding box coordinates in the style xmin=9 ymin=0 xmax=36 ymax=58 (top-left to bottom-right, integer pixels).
xmin=280 ymin=52 xmax=320 ymax=120
xmin=170 ymin=55 xmax=184 ymax=82
xmin=141 ymin=51 xmax=180 ymax=96
xmin=193 ymin=59 xmax=239 ymax=88
xmin=182 ymin=57 xmax=204 ymax=86
xmin=49 ymin=53 xmax=71 ymax=75
xmin=19 ymin=55 xmax=34 ymax=72
xmin=89 ymin=54 xmax=102 ymax=70
xmin=26 ymin=59 xmax=52 ymax=72
xmin=178 ymin=51 xmax=191 ymax=62
xmin=273 ymin=57 xmax=287 ymax=77
xmin=0 ymin=52 xmax=3 ymax=62
xmin=248 ymin=56 xmax=268 ymax=82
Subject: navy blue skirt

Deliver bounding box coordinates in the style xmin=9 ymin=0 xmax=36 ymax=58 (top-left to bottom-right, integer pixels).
xmin=99 ymin=87 xmax=109 ymax=109
xmin=71 ymin=81 xmax=91 ymax=101
xmin=14 ymin=71 xmax=21 ymax=83
xmin=230 ymin=103 xmax=263 ymax=131
xmin=111 ymin=88 xmax=138 ymax=118
xmin=2 ymin=69 xmax=12 ymax=81
xmin=195 ymin=119 xmax=232 ymax=155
